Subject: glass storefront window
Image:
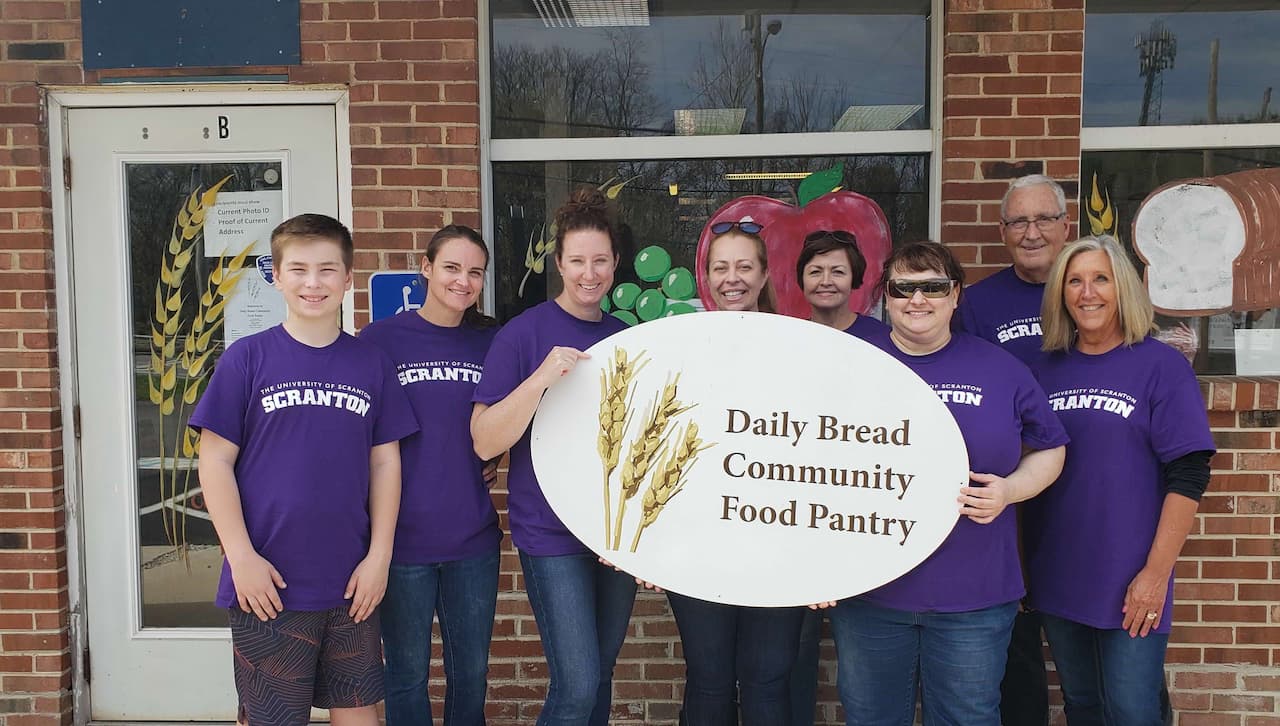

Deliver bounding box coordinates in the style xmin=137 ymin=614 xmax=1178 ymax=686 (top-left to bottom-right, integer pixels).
xmin=491 ymin=154 xmax=929 ymax=322
xmin=489 ymin=1 xmax=930 ymax=139
xmin=1081 ymin=148 xmax=1280 ymax=375
xmin=1084 ymin=1 xmax=1280 ymax=127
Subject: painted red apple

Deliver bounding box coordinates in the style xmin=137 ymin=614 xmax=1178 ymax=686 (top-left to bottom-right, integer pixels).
xmin=695 ymin=191 xmax=893 ymax=318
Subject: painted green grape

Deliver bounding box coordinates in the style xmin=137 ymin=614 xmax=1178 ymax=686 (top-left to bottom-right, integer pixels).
xmin=634 ymin=289 xmax=667 ymax=322
xmin=634 ymin=246 xmax=672 ymax=282
xmin=611 ymin=282 xmax=642 ymax=311
xmin=611 ymin=310 xmax=639 ymax=326
xmin=664 ymin=302 xmax=697 ymax=317
xmin=661 ymin=267 xmax=696 ymax=300
xmin=600 ymin=295 xmax=612 ymax=313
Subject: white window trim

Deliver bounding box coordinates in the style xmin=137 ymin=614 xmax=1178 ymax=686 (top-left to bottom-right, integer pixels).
xmin=478 ymin=0 xmax=945 ymax=299
xmin=1081 ymin=122 xmax=1280 ymax=151
xmin=490 ymin=129 xmax=933 ymax=162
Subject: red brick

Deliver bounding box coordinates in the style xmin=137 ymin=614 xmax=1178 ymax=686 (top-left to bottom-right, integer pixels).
xmin=985 ymin=75 xmax=1049 ymax=97
xmin=1017 ymin=11 xmax=1084 ymax=32
xmin=1202 ymin=648 xmax=1271 ymax=666
xmin=414 ymin=104 xmax=479 ymax=124
xmin=327 ymin=2 xmax=376 ymax=20
xmin=412 ymin=19 xmax=476 ymax=40
xmin=945 ymin=55 xmax=1012 ymax=75
xmin=979 ymin=118 xmax=1045 ymax=136
xmin=1238 ymin=453 xmax=1280 ymax=470
xmin=352 ymin=62 xmax=412 ymax=82
xmin=378 ymin=83 xmax=441 ymax=103
xmin=1235 ymin=538 xmax=1280 ymax=556
xmin=946 ymin=12 xmax=1014 ymax=33
xmin=985 ymin=33 xmax=1048 ymax=54
xmin=2 ymin=2 xmax=67 ymax=19
xmin=1014 ymin=138 xmax=1079 ymax=158
xmin=1018 ymin=53 xmax=1082 ymax=74
xmin=1015 ymin=96 xmax=1081 ymax=116
xmin=947 ymin=76 xmax=981 ymax=96
xmin=1181 ymin=715 xmax=1245 ymax=726
xmin=1051 ymin=31 xmax=1084 ymax=52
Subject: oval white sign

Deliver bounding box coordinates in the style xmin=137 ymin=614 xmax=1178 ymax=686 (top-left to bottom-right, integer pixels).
xmin=531 ymin=312 xmax=968 ymax=607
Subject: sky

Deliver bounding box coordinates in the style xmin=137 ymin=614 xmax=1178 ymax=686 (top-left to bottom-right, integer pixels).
xmin=1084 ymin=8 xmax=1280 ymax=126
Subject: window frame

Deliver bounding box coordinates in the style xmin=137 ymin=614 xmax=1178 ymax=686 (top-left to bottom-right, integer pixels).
xmin=477 ymin=0 xmax=946 ymax=315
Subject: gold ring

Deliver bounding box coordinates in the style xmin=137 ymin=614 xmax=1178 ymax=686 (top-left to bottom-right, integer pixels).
xmin=1145 ymin=612 xmax=1157 ymax=620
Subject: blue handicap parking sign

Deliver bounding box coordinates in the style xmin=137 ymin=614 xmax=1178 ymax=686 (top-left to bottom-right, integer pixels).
xmin=369 ymin=272 xmax=426 ymax=322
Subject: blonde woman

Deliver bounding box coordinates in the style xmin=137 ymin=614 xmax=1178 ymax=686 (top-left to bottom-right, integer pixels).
xmin=1025 ymin=236 xmax=1215 ymax=725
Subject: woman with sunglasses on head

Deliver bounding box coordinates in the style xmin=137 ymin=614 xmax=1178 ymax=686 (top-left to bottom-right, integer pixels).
xmin=471 ymin=188 xmax=637 ymax=726
xmin=359 ymin=225 xmax=501 ymax=726
xmin=1024 ymin=236 xmax=1214 ymax=726
xmin=824 ymin=241 xmax=1067 ymax=726
xmin=797 ymin=229 xmax=889 ymax=342
xmin=788 ymin=230 xmax=889 ymax=725
xmin=664 ymin=218 xmax=807 ymax=726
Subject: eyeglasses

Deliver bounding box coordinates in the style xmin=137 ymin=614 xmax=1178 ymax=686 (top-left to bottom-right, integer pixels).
xmin=710 ymin=220 xmax=764 ymax=235
xmin=886 ymin=278 xmax=956 ymax=299
xmin=1002 ymin=213 xmax=1066 ymax=233
xmin=803 ymin=229 xmax=858 ymax=246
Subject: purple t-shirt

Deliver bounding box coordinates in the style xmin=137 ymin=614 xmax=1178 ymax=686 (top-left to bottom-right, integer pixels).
xmin=956 ymin=266 xmax=1048 ymax=368
xmin=472 ymin=301 xmax=629 ymax=556
xmin=860 ymin=333 xmax=1069 ymax=613
xmin=188 ymin=325 xmax=418 ymax=611
xmin=845 ymin=314 xmax=890 ymax=345
xmin=359 ymin=311 xmax=502 ymax=564
xmin=1025 ymin=337 xmax=1214 ymax=633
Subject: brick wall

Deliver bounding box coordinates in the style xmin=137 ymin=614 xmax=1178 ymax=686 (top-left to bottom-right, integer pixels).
xmin=1167 ymin=379 xmax=1280 ymax=726
xmin=1 ymin=0 xmax=1278 ymax=725
xmin=0 ymin=1 xmax=83 ymax=724
xmin=941 ymin=0 xmax=1084 ymax=281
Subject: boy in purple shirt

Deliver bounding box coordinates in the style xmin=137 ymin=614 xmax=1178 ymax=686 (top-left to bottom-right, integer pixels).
xmin=190 ymin=214 xmax=418 ymax=726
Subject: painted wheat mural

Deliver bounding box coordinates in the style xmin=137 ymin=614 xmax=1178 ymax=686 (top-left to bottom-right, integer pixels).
xmin=148 ymin=175 xmax=254 ymax=556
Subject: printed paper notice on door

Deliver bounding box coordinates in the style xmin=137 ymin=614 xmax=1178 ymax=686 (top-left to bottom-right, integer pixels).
xmin=530 ymin=312 xmax=969 ymax=607
xmin=224 ymin=264 xmax=287 ymax=345
xmin=205 ymin=190 xmax=284 ymax=258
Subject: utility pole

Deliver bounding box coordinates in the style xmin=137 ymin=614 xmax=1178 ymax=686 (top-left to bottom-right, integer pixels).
xmin=745 ymin=13 xmax=781 ymax=193
xmin=1136 ymin=20 xmax=1176 ymax=126
xmin=1204 ymin=39 xmax=1219 ymax=175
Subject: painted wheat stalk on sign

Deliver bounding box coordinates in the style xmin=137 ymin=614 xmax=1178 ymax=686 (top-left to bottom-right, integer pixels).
xmin=597 ymin=347 xmax=647 ymax=547
xmin=612 ymin=373 xmax=692 ymax=550
xmin=630 ymin=420 xmax=714 ymax=553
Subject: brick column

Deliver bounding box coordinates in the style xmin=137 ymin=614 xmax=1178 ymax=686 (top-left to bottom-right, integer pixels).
xmin=941 ymin=0 xmax=1084 ymax=280
xmin=0 ymin=2 xmax=84 ymax=725
xmin=295 ymin=0 xmax=482 ymax=327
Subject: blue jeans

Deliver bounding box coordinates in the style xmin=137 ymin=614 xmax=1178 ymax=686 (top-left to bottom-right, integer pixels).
xmin=1041 ymin=613 xmax=1169 ymax=726
xmin=381 ymin=551 xmax=500 ymax=726
xmin=828 ymin=598 xmax=1017 ymax=726
xmin=789 ymin=608 xmax=823 ymax=726
xmin=667 ymin=592 xmax=806 ymax=726
xmin=520 ymin=551 xmax=638 ymax=726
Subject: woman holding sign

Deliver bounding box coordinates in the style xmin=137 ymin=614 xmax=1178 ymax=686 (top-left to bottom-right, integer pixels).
xmin=666 ymin=221 xmax=807 ymax=726
xmin=826 ymin=241 xmax=1068 ymax=726
xmin=1026 ymin=236 xmax=1214 ymax=725
xmin=360 ymin=225 xmax=501 ymax=726
xmin=471 ymin=188 xmax=636 ymax=726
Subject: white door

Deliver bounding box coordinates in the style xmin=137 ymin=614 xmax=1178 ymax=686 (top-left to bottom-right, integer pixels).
xmin=68 ymin=102 xmax=342 ymax=720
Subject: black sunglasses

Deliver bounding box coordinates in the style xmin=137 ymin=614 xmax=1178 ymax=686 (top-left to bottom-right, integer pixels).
xmin=803 ymin=229 xmax=858 ymax=246
xmin=710 ymin=220 xmax=764 ymax=235
xmin=886 ymin=278 xmax=956 ymax=299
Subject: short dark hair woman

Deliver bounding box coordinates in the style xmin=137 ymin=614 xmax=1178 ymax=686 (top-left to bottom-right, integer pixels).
xmin=825 ymin=241 xmax=1068 ymax=725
